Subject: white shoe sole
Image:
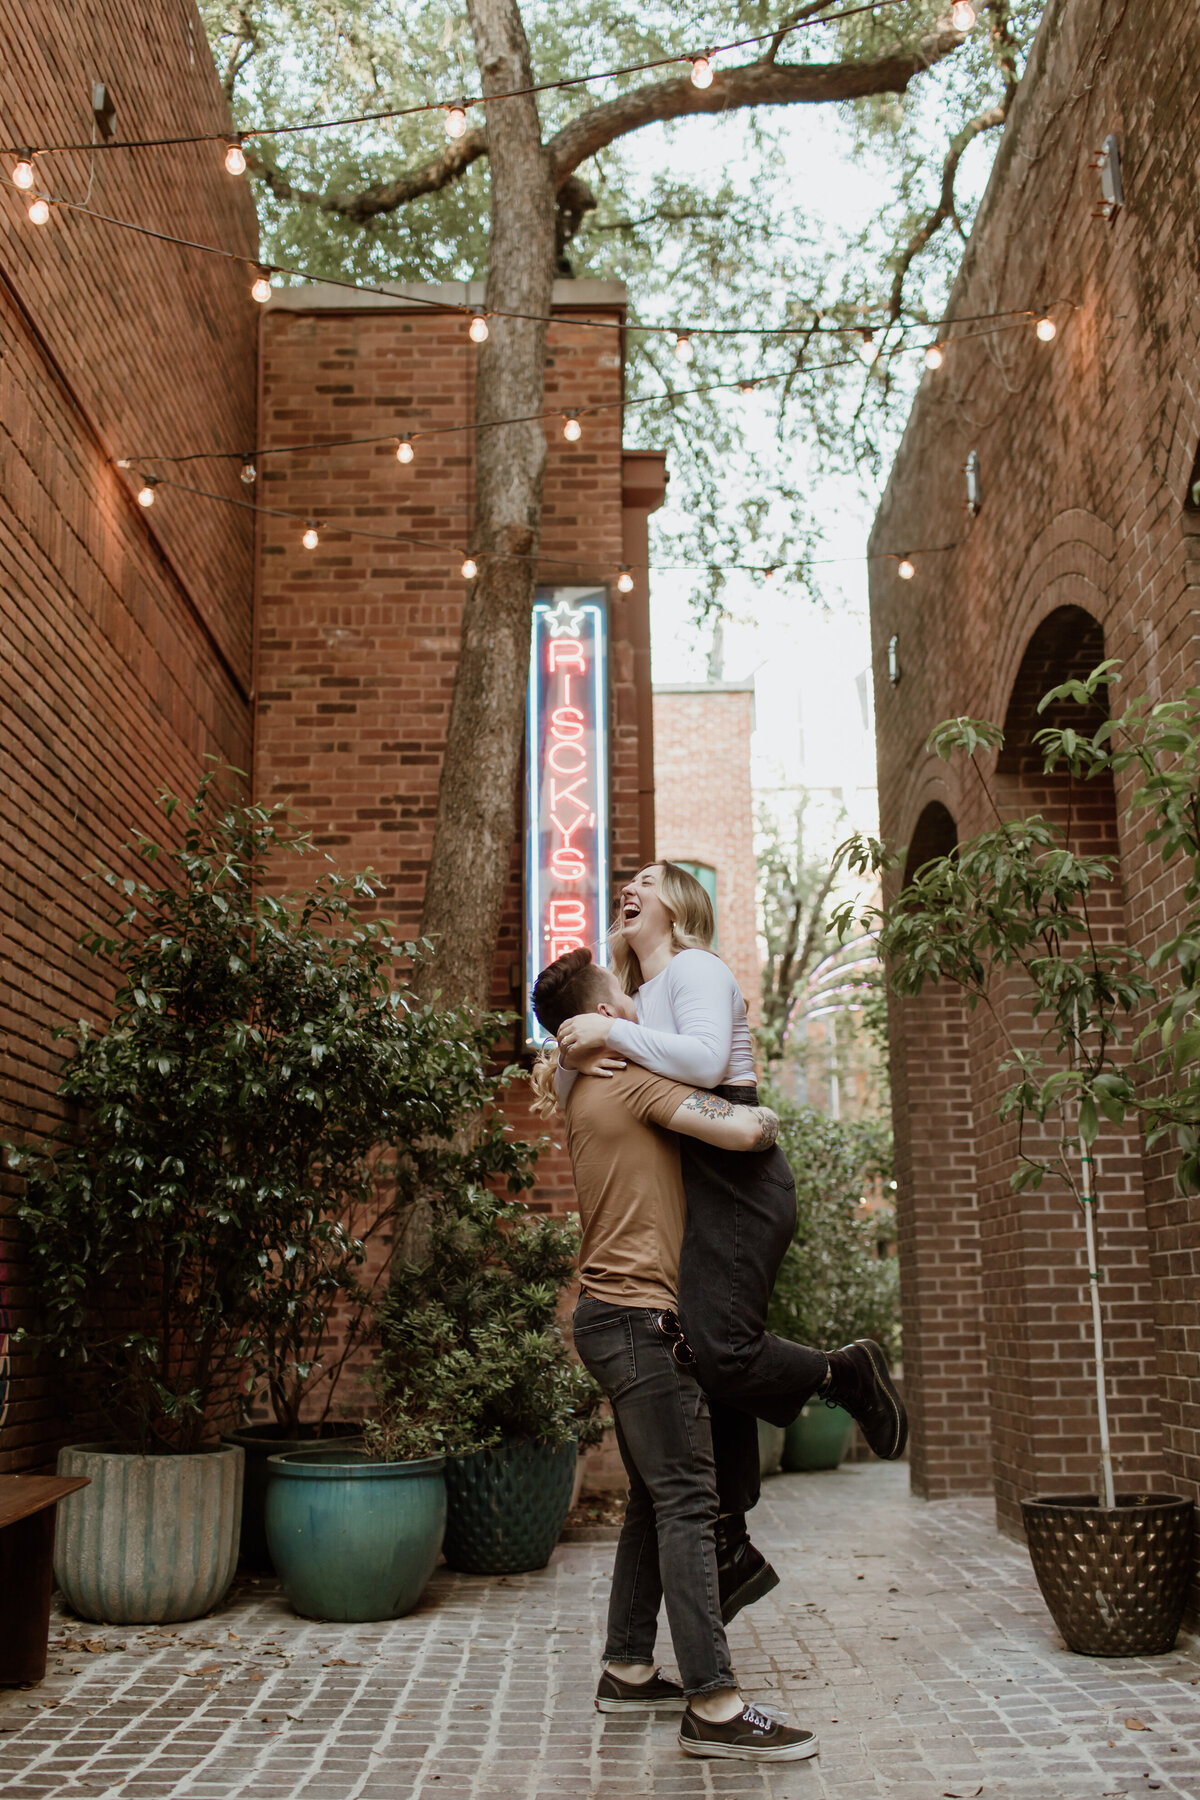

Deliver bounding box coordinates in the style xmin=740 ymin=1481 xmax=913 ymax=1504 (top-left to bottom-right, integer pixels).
xmin=596 ymin=1695 xmax=688 ymax=1713
xmin=679 ymin=1732 xmax=819 ymax=1760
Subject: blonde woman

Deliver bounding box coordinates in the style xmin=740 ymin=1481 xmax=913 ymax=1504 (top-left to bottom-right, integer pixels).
xmin=556 ymin=862 xmax=907 ymax=1606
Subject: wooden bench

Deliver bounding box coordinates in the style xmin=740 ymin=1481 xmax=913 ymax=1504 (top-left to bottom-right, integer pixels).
xmin=0 ymin=1475 xmax=90 ymax=1685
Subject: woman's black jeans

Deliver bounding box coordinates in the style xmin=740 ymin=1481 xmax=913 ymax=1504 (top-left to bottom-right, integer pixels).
xmin=676 ymin=1085 xmax=831 ymax=1514
xmin=572 ymin=1294 xmax=735 ymax=1697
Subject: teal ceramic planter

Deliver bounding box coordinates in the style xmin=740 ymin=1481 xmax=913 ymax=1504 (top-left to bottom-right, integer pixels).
xmin=442 ymin=1437 xmax=577 ymax=1574
xmin=783 ymin=1402 xmax=854 ymax=1472
xmin=223 ymin=1422 xmax=363 ymax=1571
xmin=265 ymin=1446 xmax=445 ymax=1621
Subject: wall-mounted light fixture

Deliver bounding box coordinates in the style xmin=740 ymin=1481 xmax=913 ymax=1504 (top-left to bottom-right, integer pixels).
xmin=1090 ymin=134 xmax=1124 ymax=221
xmin=965 ymin=449 xmax=982 ymax=517
xmin=887 ymin=635 xmax=901 ymax=686
xmin=92 ymin=82 xmax=116 ymax=140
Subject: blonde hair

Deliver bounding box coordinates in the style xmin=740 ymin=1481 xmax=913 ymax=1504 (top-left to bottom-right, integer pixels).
xmin=610 ymin=861 xmax=716 ymax=994
xmin=529 ymin=1048 xmax=561 ymax=1117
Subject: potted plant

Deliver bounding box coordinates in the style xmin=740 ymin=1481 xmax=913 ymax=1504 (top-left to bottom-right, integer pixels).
xmin=5 ymin=768 xmax=532 ymax=1621
xmin=375 ymin=1183 xmax=605 ymax=1576
xmin=765 ymin=1107 xmax=898 ymax=1472
xmin=837 ymin=665 xmax=1198 ymax=1655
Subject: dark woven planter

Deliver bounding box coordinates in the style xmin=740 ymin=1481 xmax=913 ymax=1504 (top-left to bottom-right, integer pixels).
xmin=442 ymin=1437 xmax=577 ymax=1575
xmin=1022 ymin=1492 xmax=1195 ymax=1657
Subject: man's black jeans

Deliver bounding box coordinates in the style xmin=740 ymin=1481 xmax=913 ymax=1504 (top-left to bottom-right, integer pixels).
xmin=572 ymin=1294 xmax=735 ymax=1697
xmin=678 ymin=1086 xmax=831 ymax=1465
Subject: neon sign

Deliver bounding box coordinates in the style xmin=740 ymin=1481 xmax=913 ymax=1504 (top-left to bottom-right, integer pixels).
xmin=525 ymin=589 xmax=609 ymax=1047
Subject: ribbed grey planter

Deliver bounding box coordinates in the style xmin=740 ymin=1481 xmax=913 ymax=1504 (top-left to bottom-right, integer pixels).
xmin=55 ymin=1443 xmax=244 ymax=1624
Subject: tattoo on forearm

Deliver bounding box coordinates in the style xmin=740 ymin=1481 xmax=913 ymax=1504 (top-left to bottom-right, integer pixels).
xmin=751 ymin=1108 xmax=779 ymax=1150
xmin=682 ymin=1090 xmax=734 ymax=1120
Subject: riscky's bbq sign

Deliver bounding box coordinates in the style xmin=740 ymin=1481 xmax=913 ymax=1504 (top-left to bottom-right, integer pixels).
xmin=524 ymin=590 xmax=610 ymax=1047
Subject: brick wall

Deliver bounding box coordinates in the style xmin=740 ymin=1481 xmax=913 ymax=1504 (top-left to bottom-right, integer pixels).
xmin=869 ymin=0 xmax=1200 ymax=1535
xmin=253 ymin=283 xmax=659 ymax=1215
xmin=0 ymin=2 xmax=259 ymax=1470
xmin=652 ymin=681 xmax=760 ymax=1030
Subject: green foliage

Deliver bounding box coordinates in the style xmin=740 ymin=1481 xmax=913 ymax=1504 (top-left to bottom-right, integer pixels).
xmin=364 ymin=1185 xmax=604 ymax=1462
xmin=198 ymin=0 xmax=1044 ymax=603
xmin=5 ymin=766 xmax=536 ymax=1452
xmin=765 ymin=1102 xmax=899 ymax=1359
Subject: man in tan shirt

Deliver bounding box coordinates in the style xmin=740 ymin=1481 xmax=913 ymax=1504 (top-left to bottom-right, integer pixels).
xmin=532 ymin=949 xmax=818 ymax=1766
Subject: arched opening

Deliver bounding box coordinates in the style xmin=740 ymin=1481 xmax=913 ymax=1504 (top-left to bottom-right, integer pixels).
xmin=891 ymin=802 xmax=989 ymax=1496
xmin=981 ymin=607 xmax=1161 ymax=1527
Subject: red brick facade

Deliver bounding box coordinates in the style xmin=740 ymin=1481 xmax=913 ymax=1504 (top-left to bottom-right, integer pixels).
xmin=870 ymin=0 xmax=1200 ymax=1537
xmin=0 ymin=4 xmax=258 ymax=1471
xmin=652 ymin=681 xmax=760 ymax=1029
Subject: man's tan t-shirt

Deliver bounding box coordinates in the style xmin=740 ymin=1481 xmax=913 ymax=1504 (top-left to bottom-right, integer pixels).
xmin=564 ymin=1063 xmax=695 ymax=1311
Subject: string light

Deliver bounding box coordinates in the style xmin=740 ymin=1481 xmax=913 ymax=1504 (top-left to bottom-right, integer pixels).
xmin=1035 ymin=314 xmax=1057 ymax=341
xmin=616 ymin=566 xmax=635 ymax=593
xmin=950 ymin=1 xmax=977 ymax=27
xmin=924 ymin=343 xmax=944 ymax=371
xmin=302 ymin=523 xmax=319 ymax=549
xmin=396 ymin=436 xmax=415 ymax=464
xmin=251 ymin=268 xmax=272 ymax=304
xmin=461 ymin=555 xmax=478 ymax=579
xmin=562 ymin=412 xmax=582 ymax=442
xmin=224 ymin=139 xmax=247 ymax=176
xmin=12 ymin=153 xmax=34 ymax=190
xmin=858 ymin=330 xmax=880 ymax=366
xmin=28 ymin=197 xmax=50 ymax=225
xmin=445 ymin=103 xmax=468 ymax=141
xmin=690 ymin=55 xmax=714 ymax=88
xmin=674 ymin=333 xmax=693 ymax=363
xmin=240 ymin=460 xmax=256 ymax=484
xmin=137 ymin=476 xmax=158 ymax=508
xmin=468 ymin=311 xmax=490 ymax=344
xmin=738 ymin=380 xmax=758 ymax=394
xmin=897 ymin=557 xmax=916 ymax=580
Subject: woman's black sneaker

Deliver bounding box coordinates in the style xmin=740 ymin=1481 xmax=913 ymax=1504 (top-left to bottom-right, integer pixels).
xmin=716 ymin=1535 xmax=780 ymax=1624
xmin=823 ymin=1338 xmax=908 ymax=1460
xmin=595 ymin=1668 xmax=686 ymax=1712
xmin=679 ymin=1702 xmax=819 ymax=1760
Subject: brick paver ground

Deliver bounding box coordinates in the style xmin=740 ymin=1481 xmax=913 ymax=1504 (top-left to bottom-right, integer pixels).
xmin=2 ymin=1462 xmax=1197 ymax=1800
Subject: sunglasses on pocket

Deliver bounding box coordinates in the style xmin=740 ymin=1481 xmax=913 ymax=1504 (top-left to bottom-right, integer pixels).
xmin=654 ymin=1310 xmax=697 ymax=1367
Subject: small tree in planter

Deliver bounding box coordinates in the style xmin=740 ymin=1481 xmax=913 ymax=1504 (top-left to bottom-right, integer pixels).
xmin=370 ymin=1183 xmax=605 ymax=1575
xmin=835 ymin=665 xmax=1198 ymax=1655
xmin=5 ymin=766 xmax=537 ymax=1619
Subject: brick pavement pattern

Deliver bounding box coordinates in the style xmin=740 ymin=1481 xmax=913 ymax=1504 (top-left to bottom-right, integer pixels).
xmin=3 ymin=1465 xmax=1197 ymax=1800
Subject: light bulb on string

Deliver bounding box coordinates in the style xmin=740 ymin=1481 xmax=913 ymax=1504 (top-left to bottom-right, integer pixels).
xmin=674 ymin=333 xmax=693 ymax=364
xmin=224 ymin=139 xmax=247 ymax=176
xmin=897 ymin=557 xmax=916 ymax=581
xmin=461 ymin=555 xmax=478 ymax=580
xmin=137 ymin=476 xmax=159 ymax=509
xmin=690 ymin=55 xmax=714 ymax=88
xmin=251 ymin=268 xmax=272 ymax=304
xmin=1035 ymin=314 xmax=1057 ymax=342
xmin=468 ymin=311 xmax=489 ymax=344
xmin=763 ymin=565 xmax=778 ymax=584
xmin=396 ymin=436 xmax=415 ymax=464
xmin=738 ymin=380 xmax=758 ymax=394
xmin=950 ymin=1 xmax=977 ymax=28
xmin=240 ymin=460 xmax=257 ymax=485
xmin=445 ymin=103 xmax=468 ymax=141
xmin=858 ymin=330 xmax=880 ymax=366
xmin=12 ymin=153 xmax=34 ymax=191
xmin=925 ymin=343 xmax=944 ymax=371
xmin=302 ymin=523 xmax=319 ymax=550
xmin=616 ymin=566 xmax=634 ymax=593
xmin=28 ymin=197 xmax=50 ymax=225
xmin=562 ymin=412 xmax=582 ymax=442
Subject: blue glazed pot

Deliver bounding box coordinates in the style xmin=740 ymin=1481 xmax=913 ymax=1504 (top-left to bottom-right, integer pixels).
xmin=265 ymin=1446 xmax=445 ymax=1621
xmin=442 ymin=1436 xmax=577 ymax=1574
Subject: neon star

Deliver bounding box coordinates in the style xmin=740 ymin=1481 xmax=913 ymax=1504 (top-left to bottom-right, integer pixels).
xmin=544 ymin=599 xmax=585 ymax=638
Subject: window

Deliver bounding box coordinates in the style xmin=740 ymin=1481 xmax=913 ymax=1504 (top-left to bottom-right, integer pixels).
xmin=672 ymin=860 xmax=718 ymax=945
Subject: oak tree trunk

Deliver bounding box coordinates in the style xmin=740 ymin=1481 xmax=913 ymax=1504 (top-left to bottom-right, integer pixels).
xmin=416 ymin=0 xmax=557 ymax=1006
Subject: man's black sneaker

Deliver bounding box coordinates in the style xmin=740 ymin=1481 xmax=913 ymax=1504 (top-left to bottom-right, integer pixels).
xmin=717 ymin=1536 xmax=780 ymax=1625
xmin=679 ymin=1702 xmax=819 ymax=1761
xmin=823 ymin=1338 xmax=908 ymax=1461
xmin=595 ymin=1668 xmax=687 ymax=1713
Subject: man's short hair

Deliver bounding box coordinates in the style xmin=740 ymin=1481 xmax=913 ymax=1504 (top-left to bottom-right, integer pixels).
xmin=531 ymin=948 xmax=612 ymax=1036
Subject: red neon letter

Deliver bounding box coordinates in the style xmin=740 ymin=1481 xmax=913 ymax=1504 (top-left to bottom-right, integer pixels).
xmin=549 ymin=898 xmax=587 ymax=934
xmin=550 ymin=705 xmax=585 ymax=742
xmin=548 ymin=740 xmax=587 ymax=776
xmin=549 ymin=640 xmax=586 ymax=674
xmin=549 ymin=935 xmax=586 ymax=960
xmin=551 ymin=846 xmax=587 ymax=881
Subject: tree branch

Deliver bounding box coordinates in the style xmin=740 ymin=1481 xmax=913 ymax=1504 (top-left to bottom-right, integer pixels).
xmin=887 ymin=1 xmax=1020 ymax=321
xmin=246 ymin=129 xmax=489 ymax=222
xmin=766 ymin=3 xmax=841 ymax=65
xmin=221 ymin=7 xmax=260 ymax=101
xmin=548 ymin=31 xmax=968 ymax=181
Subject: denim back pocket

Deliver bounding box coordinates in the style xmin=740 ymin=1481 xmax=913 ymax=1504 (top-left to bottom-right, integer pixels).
xmin=572 ymin=1308 xmax=638 ymax=1400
